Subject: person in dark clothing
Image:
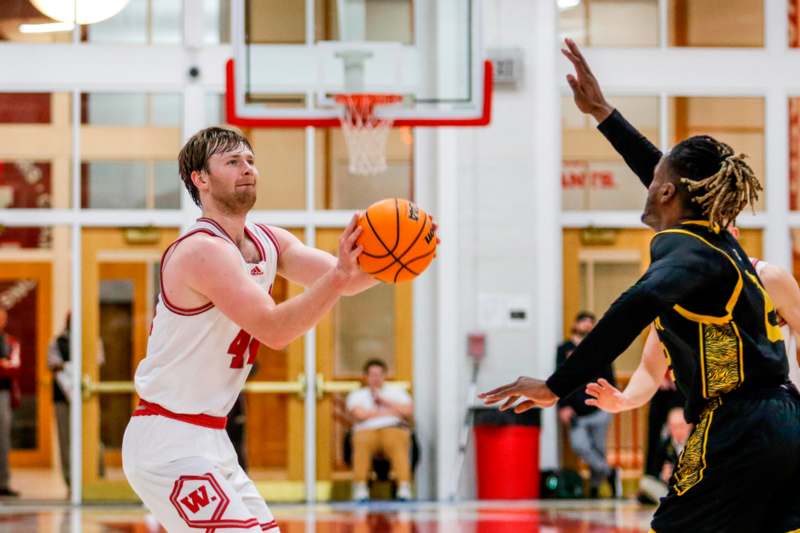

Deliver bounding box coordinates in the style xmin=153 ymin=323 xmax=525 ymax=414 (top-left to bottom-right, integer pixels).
xmin=638 ymin=406 xmax=692 ymax=505
xmin=47 ymin=314 xmax=72 ymax=490
xmin=226 ymin=394 xmax=248 ymax=471
xmin=556 ymin=311 xmax=617 ymax=497
xmin=0 ymin=306 xmax=20 ymax=498
xmin=643 ymin=374 xmax=684 ymax=480
xmin=481 ymin=39 xmax=800 ymax=533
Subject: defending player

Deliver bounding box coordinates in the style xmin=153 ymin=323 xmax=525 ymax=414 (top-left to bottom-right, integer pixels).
xmin=480 ymin=40 xmax=800 ymax=532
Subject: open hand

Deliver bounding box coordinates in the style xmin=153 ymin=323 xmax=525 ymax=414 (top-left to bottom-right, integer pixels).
xmin=584 ymin=378 xmax=628 ymax=413
xmin=561 ymin=38 xmax=614 ymax=123
xmin=334 ymin=213 xmax=365 ymax=284
xmin=479 ymin=377 xmax=557 ymax=413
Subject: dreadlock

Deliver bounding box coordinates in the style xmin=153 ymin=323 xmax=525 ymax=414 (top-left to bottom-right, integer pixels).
xmin=666 ymin=135 xmax=762 ymax=229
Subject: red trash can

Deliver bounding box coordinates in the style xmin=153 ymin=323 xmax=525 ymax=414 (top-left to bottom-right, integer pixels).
xmin=473 ymin=407 xmax=541 ymax=499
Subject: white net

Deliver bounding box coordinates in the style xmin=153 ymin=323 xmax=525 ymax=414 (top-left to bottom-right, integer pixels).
xmin=337 ymin=94 xmax=400 ymax=176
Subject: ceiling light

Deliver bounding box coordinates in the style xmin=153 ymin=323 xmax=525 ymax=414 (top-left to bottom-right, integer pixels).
xmin=19 ymin=22 xmax=75 ymax=34
xmin=30 ymin=0 xmax=131 ymax=25
xmin=558 ymin=0 xmax=582 ymax=10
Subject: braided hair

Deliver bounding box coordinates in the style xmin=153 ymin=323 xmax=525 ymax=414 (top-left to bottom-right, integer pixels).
xmin=666 ymin=135 xmax=762 ymax=229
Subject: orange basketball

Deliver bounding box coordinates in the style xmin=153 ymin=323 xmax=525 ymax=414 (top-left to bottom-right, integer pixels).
xmin=356 ymin=198 xmax=437 ymax=283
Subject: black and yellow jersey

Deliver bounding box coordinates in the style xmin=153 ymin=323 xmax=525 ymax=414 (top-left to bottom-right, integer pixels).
xmin=546 ymin=110 xmax=789 ymax=423
xmin=647 ymin=222 xmax=788 ymax=421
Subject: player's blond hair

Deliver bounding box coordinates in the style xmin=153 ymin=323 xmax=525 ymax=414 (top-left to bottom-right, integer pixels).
xmin=668 ymin=136 xmax=762 ymax=229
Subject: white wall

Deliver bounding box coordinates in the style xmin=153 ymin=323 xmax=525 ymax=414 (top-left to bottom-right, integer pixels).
xmin=419 ymin=0 xmax=562 ymax=500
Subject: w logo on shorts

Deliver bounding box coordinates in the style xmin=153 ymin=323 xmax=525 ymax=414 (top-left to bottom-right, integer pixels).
xmin=181 ymin=485 xmax=211 ymax=513
xmin=169 ymin=473 xmax=230 ymax=526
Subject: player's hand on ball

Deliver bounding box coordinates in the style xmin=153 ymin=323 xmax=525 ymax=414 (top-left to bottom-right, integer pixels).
xmin=479 ymin=377 xmax=557 ymax=413
xmin=584 ymin=378 xmax=627 ymax=413
xmin=335 ymin=213 xmax=365 ymax=283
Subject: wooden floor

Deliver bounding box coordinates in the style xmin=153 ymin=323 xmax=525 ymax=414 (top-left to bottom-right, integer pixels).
xmin=0 ymin=500 xmax=656 ymax=532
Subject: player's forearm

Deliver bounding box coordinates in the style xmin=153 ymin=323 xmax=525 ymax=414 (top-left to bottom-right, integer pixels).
xmin=597 ymin=109 xmax=663 ymax=188
xmin=256 ymin=267 xmax=348 ymax=349
xmin=620 ymin=364 xmax=661 ymax=410
xmin=546 ymin=284 xmax=658 ymax=398
xmin=340 ymin=274 xmax=380 ymax=296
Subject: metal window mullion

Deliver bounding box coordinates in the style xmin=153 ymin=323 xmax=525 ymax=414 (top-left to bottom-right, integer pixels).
xmin=659 ymin=92 xmax=669 ymax=151
xmin=69 ymin=5 xmax=83 ymax=508
xmin=658 ymin=0 xmax=668 ymax=49
xmin=303 ymin=120 xmax=317 ymax=503
xmin=764 ymin=85 xmax=791 ymax=270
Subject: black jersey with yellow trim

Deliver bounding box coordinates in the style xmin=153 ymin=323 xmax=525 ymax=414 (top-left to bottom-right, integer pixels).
xmin=546 ymin=221 xmax=788 ymax=423
xmin=652 ymin=222 xmax=787 ymax=421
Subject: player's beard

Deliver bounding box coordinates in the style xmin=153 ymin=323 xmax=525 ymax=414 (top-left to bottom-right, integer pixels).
xmin=211 ymin=186 xmax=256 ymax=215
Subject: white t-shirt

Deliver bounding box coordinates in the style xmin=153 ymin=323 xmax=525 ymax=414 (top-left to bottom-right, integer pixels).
xmin=346 ymin=385 xmax=412 ymax=432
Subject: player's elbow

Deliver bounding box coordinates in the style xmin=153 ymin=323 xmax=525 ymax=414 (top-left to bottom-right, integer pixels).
xmin=260 ymin=334 xmax=291 ymax=351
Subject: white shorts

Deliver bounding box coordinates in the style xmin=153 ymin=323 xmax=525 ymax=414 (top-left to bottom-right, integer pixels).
xmin=122 ymin=414 xmax=279 ymax=532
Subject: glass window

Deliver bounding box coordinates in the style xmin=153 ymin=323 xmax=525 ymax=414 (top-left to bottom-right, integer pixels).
xmin=0 ymin=161 xmax=52 ymax=209
xmin=669 ymin=0 xmax=763 ymax=47
xmin=247 ymin=129 xmax=309 ymax=210
xmin=205 ymin=94 xmax=226 ymax=125
xmin=323 ymin=128 xmax=413 ymax=210
xmin=334 ymin=283 xmax=396 ymax=376
xmin=314 ymin=0 xmax=413 ymax=43
xmin=154 ymin=162 xmax=181 ymax=209
xmin=0 ymin=93 xmax=72 ymax=208
xmin=82 ymin=161 xmax=180 ymax=209
xmin=559 ymin=0 xmax=659 ymax=47
xmin=562 ymin=95 xmax=659 ymax=210
xmin=83 ymin=93 xmax=181 ymax=127
xmin=0 ymin=94 xmax=51 ymax=124
xmin=668 ymin=97 xmax=765 ymax=211
xmin=87 ymin=0 xmax=181 ymax=44
xmin=790 ymin=97 xmax=800 ymax=210
xmin=83 ymin=162 xmax=147 ymax=209
xmin=0 ymin=226 xmax=55 ymax=249
xmin=244 ymin=0 xmax=413 ymax=44
xmin=204 ymin=0 xmax=230 ymax=44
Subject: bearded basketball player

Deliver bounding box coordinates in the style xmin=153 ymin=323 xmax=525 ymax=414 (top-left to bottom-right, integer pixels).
xmin=122 ymin=127 xmax=378 ymax=532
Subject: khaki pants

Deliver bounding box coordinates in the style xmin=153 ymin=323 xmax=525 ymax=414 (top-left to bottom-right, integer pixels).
xmin=352 ymin=426 xmax=411 ymax=483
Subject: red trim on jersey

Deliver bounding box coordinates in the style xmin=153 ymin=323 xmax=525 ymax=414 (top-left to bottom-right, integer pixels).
xmin=244 ymin=225 xmax=266 ymax=262
xmin=261 ymin=520 xmax=279 ymax=531
xmin=133 ymin=399 xmax=228 ymax=429
xmin=197 ymin=217 xmax=237 ymax=243
xmin=256 ymin=223 xmax=281 ymax=258
xmin=159 ymin=229 xmax=219 ymax=316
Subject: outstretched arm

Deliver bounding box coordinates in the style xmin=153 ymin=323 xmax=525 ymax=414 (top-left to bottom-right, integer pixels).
xmin=585 ymin=326 xmax=668 ymax=413
xmin=480 ymin=232 xmax=714 ymax=412
xmin=176 ymin=215 xmax=365 ymax=350
xmin=562 ymin=38 xmax=663 ymax=187
xmin=269 ymin=219 xmax=379 ymax=296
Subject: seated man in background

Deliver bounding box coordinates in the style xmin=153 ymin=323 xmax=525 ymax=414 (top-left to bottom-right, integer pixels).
xmin=639 ymin=406 xmax=692 ymax=504
xmin=346 ymin=358 xmax=413 ymax=502
xmin=557 ymin=311 xmax=617 ymax=498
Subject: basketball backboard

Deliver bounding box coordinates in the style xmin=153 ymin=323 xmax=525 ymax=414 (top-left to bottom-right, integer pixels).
xmin=226 ymin=0 xmax=492 ymax=128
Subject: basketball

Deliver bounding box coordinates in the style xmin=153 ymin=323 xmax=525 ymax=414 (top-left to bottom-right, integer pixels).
xmin=356 ymin=198 xmax=437 ymax=283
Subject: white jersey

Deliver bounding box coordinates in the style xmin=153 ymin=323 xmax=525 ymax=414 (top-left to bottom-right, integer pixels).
xmin=134 ymin=217 xmax=279 ymax=417
xmin=752 ymin=258 xmax=800 ymax=389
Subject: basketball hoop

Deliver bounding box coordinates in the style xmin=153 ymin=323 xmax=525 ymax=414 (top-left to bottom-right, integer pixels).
xmin=335 ymin=93 xmax=402 ymax=176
